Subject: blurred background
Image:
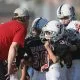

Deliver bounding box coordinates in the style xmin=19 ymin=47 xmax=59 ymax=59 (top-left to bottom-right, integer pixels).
xmin=0 ymin=0 xmax=80 ymax=31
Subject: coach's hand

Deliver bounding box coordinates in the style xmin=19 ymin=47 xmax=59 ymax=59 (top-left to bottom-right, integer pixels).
xmin=8 ymin=62 xmax=18 ymax=75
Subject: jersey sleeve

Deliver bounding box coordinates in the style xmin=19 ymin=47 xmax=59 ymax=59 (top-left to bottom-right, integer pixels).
xmin=13 ymin=27 xmax=27 ymax=47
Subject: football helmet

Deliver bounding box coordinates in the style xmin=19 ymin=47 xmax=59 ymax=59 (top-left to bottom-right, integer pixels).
xmin=57 ymin=4 xmax=75 ymax=20
xmin=30 ymin=17 xmax=48 ymax=37
xmin=42 ymin=20 xmax=62 ymax=42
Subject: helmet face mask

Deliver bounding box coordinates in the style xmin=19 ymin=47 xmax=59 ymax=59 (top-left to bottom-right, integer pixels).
xmin=43 ymin=31 xmax=58 ymax=40
xmin=42 ymin=20 xmax=61 ymax=42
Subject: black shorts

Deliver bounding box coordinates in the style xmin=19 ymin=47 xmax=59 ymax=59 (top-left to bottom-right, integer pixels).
xmin=0 ymin=61 xmax=7 ymax=80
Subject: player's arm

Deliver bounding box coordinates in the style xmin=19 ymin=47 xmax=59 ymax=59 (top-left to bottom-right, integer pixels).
xmin=20 ymin=55 xmax=32 ymax=80
xmin=20 ymin=59 xmax=27 ymax=80
xmin=44 ymin=41 xmax=58 ymax=63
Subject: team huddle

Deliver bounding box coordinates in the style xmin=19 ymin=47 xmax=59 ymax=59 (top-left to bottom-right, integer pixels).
xmin=0 ymin=3 xmax=80 ymax=80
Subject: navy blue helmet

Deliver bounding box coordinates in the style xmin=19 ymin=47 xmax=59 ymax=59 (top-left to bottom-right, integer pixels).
xmin=30 ymin=17 xmax=48 ymax=36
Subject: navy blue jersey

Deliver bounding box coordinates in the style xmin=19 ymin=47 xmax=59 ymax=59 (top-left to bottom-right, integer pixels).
xmin=24 ymin=36 xmax=48 ymax=71
xmin=50 ymin=39 xmax=72 ymax=68
xmin=62 ymin=30 xmax=80 ymax=60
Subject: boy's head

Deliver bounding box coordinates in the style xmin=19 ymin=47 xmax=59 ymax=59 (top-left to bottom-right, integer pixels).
xmin=31 ymin=17 xmax=48 ymax=37
xmin=13 ymin=7 xmax=29 ymax=23
xmin=57 ymin=3 xmax=76 ymax=26
xmin=42 ymin=20 xmax=61 ymax=42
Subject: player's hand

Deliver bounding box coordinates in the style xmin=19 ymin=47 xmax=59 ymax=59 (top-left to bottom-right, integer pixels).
xmin=75 ymin=23 xmax=80 ymax=32
xmin=41 ymin=64 xmax=48 ymax=72
xmin=20 ymin=59 xmax=25 ymax=69
xmin=44 ymin=41 xmax=50 ymax=49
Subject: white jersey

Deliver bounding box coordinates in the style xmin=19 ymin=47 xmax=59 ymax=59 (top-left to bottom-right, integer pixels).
xmin=66 ymin=20 xmax=80 ymax=31
xmin=66 ymin=20 xmax=80 ymax=39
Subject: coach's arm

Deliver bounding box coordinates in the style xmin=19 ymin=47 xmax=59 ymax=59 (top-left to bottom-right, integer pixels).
xmin=8 ymin=42 xmax=19 ymax=75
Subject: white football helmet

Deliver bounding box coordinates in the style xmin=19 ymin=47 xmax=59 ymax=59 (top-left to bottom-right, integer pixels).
xmin=42 ymin=20 xmax=61 ymax=41
xmin=57 ymin=4 xmax=75 ymax=20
